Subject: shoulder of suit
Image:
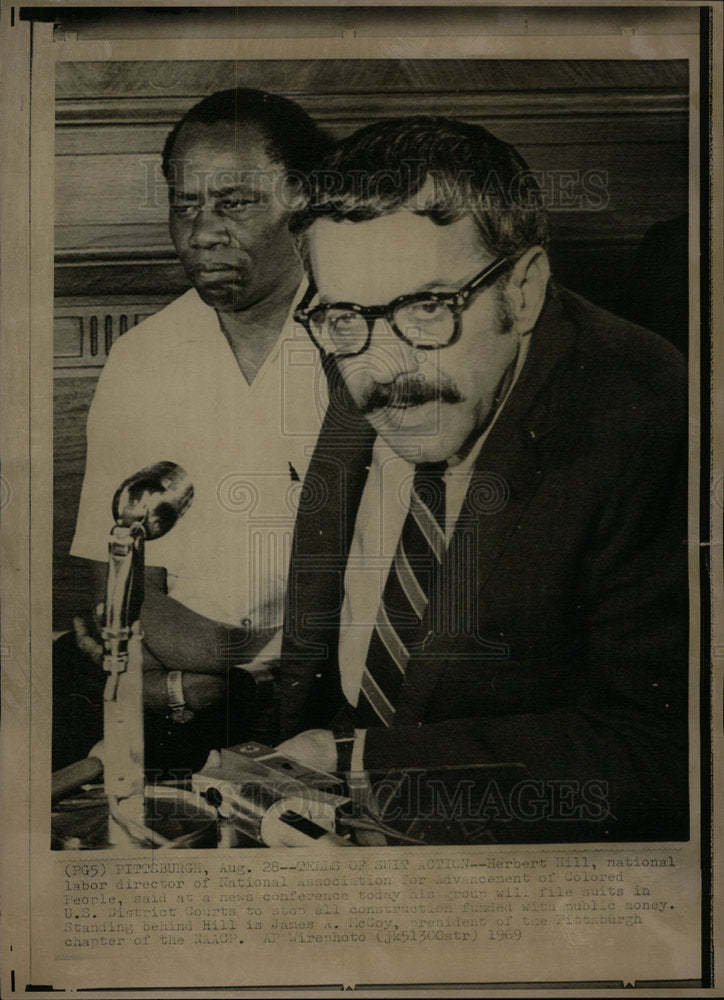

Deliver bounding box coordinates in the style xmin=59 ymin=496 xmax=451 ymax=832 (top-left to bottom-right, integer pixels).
xmin=555 ymin=286 xmax=686 ymax=413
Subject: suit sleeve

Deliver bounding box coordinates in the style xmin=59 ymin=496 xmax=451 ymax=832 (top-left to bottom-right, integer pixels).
xmin=359 ymin=405 xmax=689 ymax=840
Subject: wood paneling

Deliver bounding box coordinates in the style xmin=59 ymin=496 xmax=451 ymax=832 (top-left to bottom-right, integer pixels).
xmin=54 ymin=377 xmax=99 ymax=629
xmin=54 ymin=298 xmax=173 ymax=372
xmin=55 ymin=59 xmax=689 ymax=104
xmin=54 ymin=59 xmax=689 ymax=296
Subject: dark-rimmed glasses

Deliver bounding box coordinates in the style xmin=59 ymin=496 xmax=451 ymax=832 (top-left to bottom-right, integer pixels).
xmin=294 ymin=256 xmax=511 ymax=359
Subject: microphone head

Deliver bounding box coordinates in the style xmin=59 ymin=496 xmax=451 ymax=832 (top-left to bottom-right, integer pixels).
xmin=112 ymin=461 xmax=194 ymax=540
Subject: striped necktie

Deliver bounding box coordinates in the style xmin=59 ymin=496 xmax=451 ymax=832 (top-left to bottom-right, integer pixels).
xmin=355 ymin=461 xmax=447 ymax=727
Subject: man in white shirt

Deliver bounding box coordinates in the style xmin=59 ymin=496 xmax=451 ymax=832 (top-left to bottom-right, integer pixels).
xmin=264 ymin=115 xmax=688 ymax=842
xmin=53 ymin=88 xmax=331 ymax=771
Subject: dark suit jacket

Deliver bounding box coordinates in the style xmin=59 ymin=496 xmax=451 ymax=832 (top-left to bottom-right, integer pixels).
xmin=270 ymin=285 xmax=689 ymax=842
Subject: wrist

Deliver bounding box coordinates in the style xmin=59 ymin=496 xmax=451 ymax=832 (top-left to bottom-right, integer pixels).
xmin=142 ymin=668 xmax=171 ymax=714
xmin=333 ymin=722 xmax=365 ymax=774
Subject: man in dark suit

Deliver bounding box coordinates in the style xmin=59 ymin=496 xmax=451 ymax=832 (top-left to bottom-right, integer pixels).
xmin=255 ymin=116 xmax=689 ymax=843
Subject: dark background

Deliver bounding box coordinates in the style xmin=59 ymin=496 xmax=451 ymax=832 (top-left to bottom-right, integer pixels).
xmin=53 ymin=57 xmax=690 ymax=628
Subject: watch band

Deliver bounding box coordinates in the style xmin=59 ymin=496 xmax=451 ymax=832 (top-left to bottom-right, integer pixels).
xmin=332 ymin=737 xmax=353 ymax=773
xmin=166 ymin=670 xmax=194 ymax=724
xmin=332 ymin=719 xmax=358 ymax=773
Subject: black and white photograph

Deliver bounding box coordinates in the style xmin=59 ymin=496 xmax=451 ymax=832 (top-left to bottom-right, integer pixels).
xmin=1 ymin=2 xmax=720 ymax=995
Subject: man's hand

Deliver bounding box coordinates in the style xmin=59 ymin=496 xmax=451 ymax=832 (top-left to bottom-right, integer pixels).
xmin=276 ymin=729 xmax=337 ymax=772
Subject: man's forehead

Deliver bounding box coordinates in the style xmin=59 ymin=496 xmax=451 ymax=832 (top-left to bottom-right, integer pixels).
xmin=310 ymin=212 xmax=486 ymax=299
xmin=168 ymin=170 xmax=275 ymax=196
xmin=166 ymin=123 xmax=288 ymax=197
xmin=168 ymin=120 xmax=280 ymax=170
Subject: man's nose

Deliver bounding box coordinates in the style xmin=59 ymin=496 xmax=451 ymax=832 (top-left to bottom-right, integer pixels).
xmin=189 ymin=205 xmax=231 ymax=248
xmin=366 ymin=317 xmax=421 ymax=377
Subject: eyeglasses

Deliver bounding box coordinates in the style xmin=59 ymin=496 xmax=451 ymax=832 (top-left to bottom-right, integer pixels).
xmin=294 ymin=256 xmax=512 ymax=358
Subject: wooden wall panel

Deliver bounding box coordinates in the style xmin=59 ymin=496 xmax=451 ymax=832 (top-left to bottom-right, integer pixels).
xmin=53 ymin=58 xmax=690 ymax=627
xmin=55 ymin=59 xmax=689 ymax=104
xmin=55 ymin=58 xmax=688 ymax=283
xmin=54 ymin=298 xmax=172 ymax=372
xmin=54 ymin=377 xmax=98 ymax=630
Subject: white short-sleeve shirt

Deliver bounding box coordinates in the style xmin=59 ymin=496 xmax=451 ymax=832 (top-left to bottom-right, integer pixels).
xmin=71 ymin=287 xmax=327 ymax=633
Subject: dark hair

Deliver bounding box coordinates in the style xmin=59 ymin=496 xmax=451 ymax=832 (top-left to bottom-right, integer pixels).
xmin=161 ymin=87 xmax=333 ymax=179
xmin=290 ymin=116 xmax=548 ymax=262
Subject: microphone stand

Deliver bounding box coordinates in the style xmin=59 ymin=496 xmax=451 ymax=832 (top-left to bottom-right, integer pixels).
xmin=101 ymin=520 xmax=151 ymax=846
xmin=52 ymin=462 xmax=219 ymax=849
xmin=99 ymin=460 xmax=194 ymax=847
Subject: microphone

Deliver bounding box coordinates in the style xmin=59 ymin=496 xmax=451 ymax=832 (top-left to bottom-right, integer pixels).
xmin=112 ymin=460 xmax=194 ymax=540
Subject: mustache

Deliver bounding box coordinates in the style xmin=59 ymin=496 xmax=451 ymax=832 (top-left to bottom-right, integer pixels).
xmin=360 ymin=377 xmax=463 ymax=414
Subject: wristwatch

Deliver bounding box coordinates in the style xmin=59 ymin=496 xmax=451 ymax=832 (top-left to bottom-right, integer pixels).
xmin=166 ymin=670 xmax=194 ymax=724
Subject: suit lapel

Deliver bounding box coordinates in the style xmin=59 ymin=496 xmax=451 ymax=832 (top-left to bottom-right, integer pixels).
xmin=395 ymin=287 xmax=580 ymax=726
xmin=280 ymin=360 xmax=375 ymax=734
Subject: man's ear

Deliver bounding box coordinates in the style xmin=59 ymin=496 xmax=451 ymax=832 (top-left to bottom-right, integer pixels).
xmin=507 ymin=246 xmax=551 ymax=335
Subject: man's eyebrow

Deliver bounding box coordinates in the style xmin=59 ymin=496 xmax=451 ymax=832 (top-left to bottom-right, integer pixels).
xmin=414 ymin=277 xmax=465 ymax=293
xmin=168 ymin=184 xmax=265 ymax=200
xmin=212 ymin=183 xmax=264 ymax=198
xmin=315 ymin=294 xmax=360 ymax=308
xmin=315 ymin=282 xmax=451 ymax=307
xmin=313 ymin=275 xmax=470 ymax=308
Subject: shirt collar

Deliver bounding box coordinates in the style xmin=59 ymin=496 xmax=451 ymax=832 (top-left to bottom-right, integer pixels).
xmin=180 ymin=281 xmax=309 ymax=348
